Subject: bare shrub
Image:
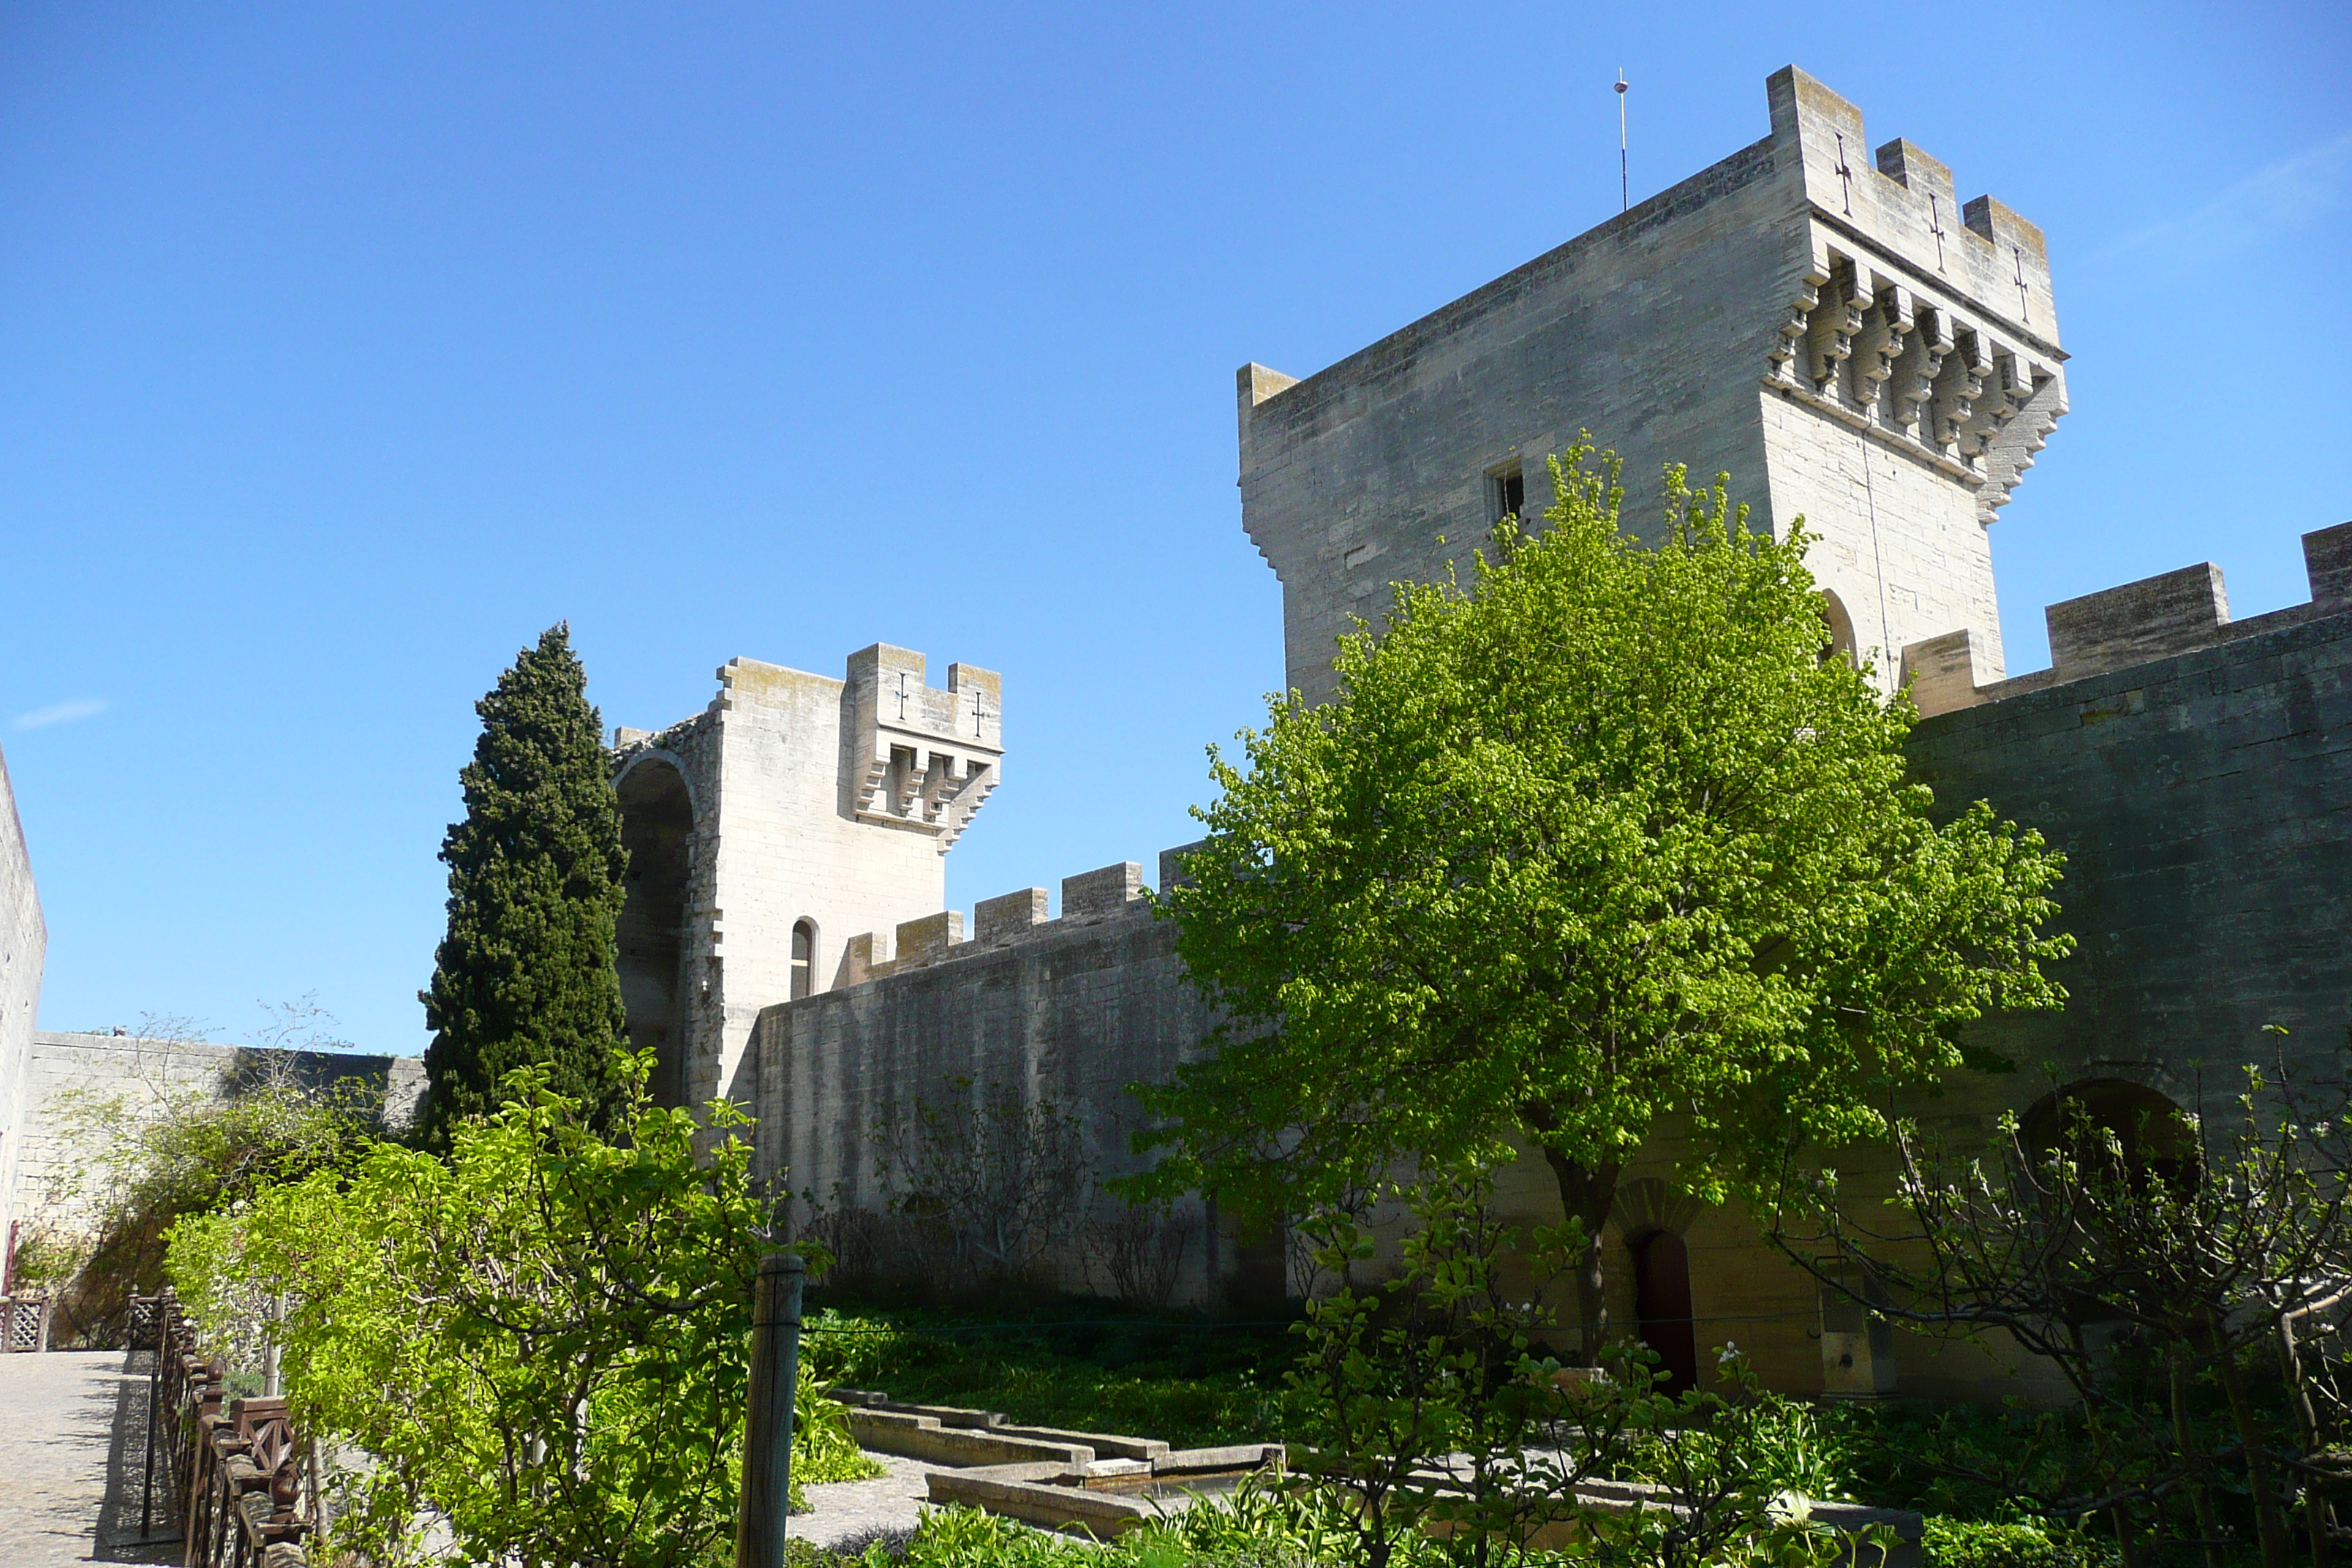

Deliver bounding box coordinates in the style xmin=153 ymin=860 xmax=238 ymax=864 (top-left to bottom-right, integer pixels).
xmin=1084 ymin=1198 xmax=1199 ymax=1308
xmin=872 ymin=1076 xmax=1096 ymax=1297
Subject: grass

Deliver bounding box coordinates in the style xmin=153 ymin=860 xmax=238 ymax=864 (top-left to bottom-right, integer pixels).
xmin=797 ymin=1295 xmax=1296 ymax=1450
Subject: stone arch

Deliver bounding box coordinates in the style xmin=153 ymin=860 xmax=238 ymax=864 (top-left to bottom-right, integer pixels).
xmin=1819 ymin=589 xmax=1859 ymax=667
xmin=616 ymin=754 xmax=695 ymax=1109
xmin=1610 ymin=1176 xmax=1704 ymax=1240
xmin=2022 ymin=1077 xmax=2200 ymax=1191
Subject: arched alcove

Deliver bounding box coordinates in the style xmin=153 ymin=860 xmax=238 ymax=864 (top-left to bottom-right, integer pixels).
xmin=2022 ymin=1078 xmax=2200 ymax=1192
xmin=1819 ymin=590 xmax=1859 ymax=668
xmin=1630 ymin=1228 xmax=1700 ymax=1393
xmin=616 ymin=757 xmax=693 ymax=1109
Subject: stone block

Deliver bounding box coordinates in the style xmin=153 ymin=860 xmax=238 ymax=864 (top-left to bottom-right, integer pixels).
xmin=2307 ymin=521 xmax=2352 ymax=608
xmin=2046 ymin=563 xmax=2229 ymax=680
xmin=1899 ymin=629 xmax=1988 ymax=717
xmin=1157 ymin=840 xmax=1205 ymax=895
xmin=1060 ymin=862 xmax=1142 ymax=920
xmin=976 ymin=888 xmax=1049 ymax=946
xmin=894 ymin=911 xmax=963 ymax=965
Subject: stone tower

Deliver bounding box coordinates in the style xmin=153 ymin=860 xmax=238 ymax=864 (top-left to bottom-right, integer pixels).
xmin=611 ymin=644 xmax=1002 ymax=1109
xmin=1237 ymin=66 xmax=2065 ymax=702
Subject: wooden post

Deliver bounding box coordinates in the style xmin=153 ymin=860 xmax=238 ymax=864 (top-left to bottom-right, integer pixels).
xmin=734 ymin=1251 xmax=804 ymax=1568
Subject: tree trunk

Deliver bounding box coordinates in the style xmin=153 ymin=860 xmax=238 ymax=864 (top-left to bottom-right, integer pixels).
xmin=2209 ymin=1313 xmax=2295 ymax=1568
xmin=2169 ymin=1341 xmax=2227 ymax=1568
xmin=1535 ymin=1142 xmax=1621 ymax=1364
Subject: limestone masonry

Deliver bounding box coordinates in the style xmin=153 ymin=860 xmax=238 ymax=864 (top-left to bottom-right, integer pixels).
xmin=0 ymin=740 xmax=47 ymax=1285
xmin=611 ymin=644 xmax=1001 ymax=1111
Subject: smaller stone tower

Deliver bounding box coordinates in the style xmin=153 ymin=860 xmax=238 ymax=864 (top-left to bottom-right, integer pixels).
xmin=611 ymin=644 xmax=1002 ymax=1110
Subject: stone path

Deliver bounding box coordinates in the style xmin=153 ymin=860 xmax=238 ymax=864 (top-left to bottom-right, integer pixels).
xmin=0 ymin=1350 xmax=176 ymax=1566
xmin=794 ymin=1452 xmax=951 ymax=1553
xmin=0 ymin=1350 xmax=998 ymax=1562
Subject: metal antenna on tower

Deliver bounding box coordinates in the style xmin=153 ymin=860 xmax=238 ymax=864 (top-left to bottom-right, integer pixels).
xmin=1616 ymin=71 xmax=1629 ymax=212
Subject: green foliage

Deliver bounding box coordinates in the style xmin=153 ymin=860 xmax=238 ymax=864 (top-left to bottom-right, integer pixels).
xmin=1135 ymin=444 xmax=2068 ymax=1345
xmin=168 ymin=1050 xmax=873 ymax=1568
xmin=419 ymin=622 xmax=630 ymax=1146
xmin=1922 ymin=1518 xmax=2119 ymax=1568
xmin=32 ymin=1004 xmax=388 ymax=1348
xmin=799 ymin=1305 xmax=1288 ymax=1451
xmin=1782 ymin=1049 xmax=2352 ymax=1566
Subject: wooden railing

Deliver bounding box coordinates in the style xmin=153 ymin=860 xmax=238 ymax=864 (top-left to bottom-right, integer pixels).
xmin=134 ymin=1294 xmax=320 ymax=1568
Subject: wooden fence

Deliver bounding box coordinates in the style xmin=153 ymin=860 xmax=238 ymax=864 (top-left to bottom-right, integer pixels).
xmin=133 ymin=1294 xmax=320 ymax=1568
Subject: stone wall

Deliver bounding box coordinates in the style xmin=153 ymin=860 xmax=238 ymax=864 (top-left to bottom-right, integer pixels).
xmin=747 ymin=848 xmax=1284 ymax=1306
xmin=1908 ymin=546 xmax=2352 ymax=1096
xmin=10 ymin=1032 xmax=423 ymax=1247
xmin=0 ymin=741 xmax=46 ymax=1283
xmin=1238 ymin=66 xmax=2062 ymax=705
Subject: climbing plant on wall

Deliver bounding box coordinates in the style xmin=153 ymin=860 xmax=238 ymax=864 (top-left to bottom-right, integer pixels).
xmin=1134 ymin=442 xmax=2072 ymax=1356
xmin=418 ymin=622 xmax=630 ymax=1145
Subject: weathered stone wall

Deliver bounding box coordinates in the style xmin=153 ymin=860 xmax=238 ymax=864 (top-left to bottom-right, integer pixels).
xmin=11 ymin=1032 xmax=423 ymax=1246
xmin=749 ymin=851 xmax=1284 ymax=1305
xmin=1910 ymin=558 xmax=2352 ymax=1093
xmin=1240 ymin=67 xmax=2062 ymax=704
xmin=0 ymin=741 xmax=47 ymax=1281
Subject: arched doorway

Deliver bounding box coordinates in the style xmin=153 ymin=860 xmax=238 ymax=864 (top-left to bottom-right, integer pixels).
xmin=616 ymin=757 xmax=693 ymax=1108
xmin=1631 ymin=1229 xmax=1700 ymax=1393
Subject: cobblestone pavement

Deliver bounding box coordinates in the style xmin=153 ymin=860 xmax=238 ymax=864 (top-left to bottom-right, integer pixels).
xmin=0 ymin=1350 xmax=176 ymax=1566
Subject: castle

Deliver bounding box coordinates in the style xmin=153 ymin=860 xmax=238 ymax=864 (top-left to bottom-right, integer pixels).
xmin=601 ymin=67 xmax=2351 ymax=1398
xmin=3 ymin=67 xmax=2343 ymax=1394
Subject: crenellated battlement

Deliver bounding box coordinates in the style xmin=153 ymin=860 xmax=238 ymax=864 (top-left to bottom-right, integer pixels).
xmin=824 ymin=844 xmax=1203 ymax=989
xmin=1763 ymin=67 xmax=2067 ymax=529
xmin=1905 ymin=520 xmax=2352 ymax=715
xmin=843 ymin=644 xmax=1003 ymax=852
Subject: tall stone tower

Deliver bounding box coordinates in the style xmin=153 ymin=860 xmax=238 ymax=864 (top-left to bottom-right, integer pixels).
xmin=611 ymin=644 xmax=1002 ymax=1109
xmin=1237 ymin=66 xmax=2065 ymax=701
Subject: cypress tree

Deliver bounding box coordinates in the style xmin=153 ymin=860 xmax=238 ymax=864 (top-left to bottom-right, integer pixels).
xmin=418 ymin=623 xmax=629 ymax=1147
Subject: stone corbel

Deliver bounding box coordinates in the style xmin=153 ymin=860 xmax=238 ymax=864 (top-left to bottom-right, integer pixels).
xmin=1930 ymin=327 xmax=1991 ymax=453
xmin=1768 ymin=263 xmax=1829 ymax=387
xmin=1851 ymin=281 xmax=1914 ymax=421
xmin=1959 ymin=347 xmax=2032 ymax=460
xmin=1888 ymin=304 xmax=1953 ymax=441
xmin=1806 ymin=257 xmax=1869 ymax=396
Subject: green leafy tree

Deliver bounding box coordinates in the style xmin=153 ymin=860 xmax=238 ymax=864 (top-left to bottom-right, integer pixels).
xmin=420 ymin=622 xmax=629 ymax=1145
xmin=1135 ymin=445 xmax=2070 ymax=1351
xmin=168 ymin=1052 xmax=876 ymax=1568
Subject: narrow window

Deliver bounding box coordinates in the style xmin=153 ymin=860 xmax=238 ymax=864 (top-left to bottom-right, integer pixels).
xmin=790 ymin=920 xmax=815 ymax=1000
xmin=1490 ymin=464 xmax=1526 ymax=524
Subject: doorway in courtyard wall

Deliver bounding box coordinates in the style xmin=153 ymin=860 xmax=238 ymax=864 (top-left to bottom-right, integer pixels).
xmin=617 ymin=756 xmax=693 ymax=1109
xmin=1630 ymin=1229 xmax=1700 ymax=1393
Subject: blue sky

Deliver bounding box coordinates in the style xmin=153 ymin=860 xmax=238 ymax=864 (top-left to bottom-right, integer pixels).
xmin=3 ymin=3 xmax=2345 ymax=1052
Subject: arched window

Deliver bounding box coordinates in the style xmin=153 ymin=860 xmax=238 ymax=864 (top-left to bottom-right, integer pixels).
xmin=790 ymin=920 xmax=815 ymax=1000
xmin=1631 ymin=1229 xmax=1700 ymax=1393
xmin=1818 ymin=590 xmax=1858 ymax=668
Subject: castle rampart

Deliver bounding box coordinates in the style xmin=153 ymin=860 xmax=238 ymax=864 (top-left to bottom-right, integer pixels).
xmin=1904 ymin=520 xmax=2352 ymax=714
